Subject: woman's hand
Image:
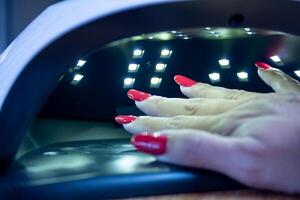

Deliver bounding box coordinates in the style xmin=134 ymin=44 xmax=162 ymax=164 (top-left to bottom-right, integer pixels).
xmin=115 ymin=62 xmax=300 ymax=194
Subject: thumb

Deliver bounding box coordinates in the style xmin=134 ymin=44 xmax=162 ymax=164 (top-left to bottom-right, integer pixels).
xmin=131 ymin=130 xmax=263 ymax=188
xmin=255 ymin=62 xmax=300 ymax=93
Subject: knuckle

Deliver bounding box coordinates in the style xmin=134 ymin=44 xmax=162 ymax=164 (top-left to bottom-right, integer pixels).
xmin=225 ymin=89 xmax=247 ymax=100
xmin=169 ymin=116 xmax=186 ymax=129
xmin=184 ymin=102 xmax=201 ymax=115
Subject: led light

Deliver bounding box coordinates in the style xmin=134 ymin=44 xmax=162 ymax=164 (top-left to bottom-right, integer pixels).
xmin=158 ymin=32 xmax=173 ymax=40
xmin=73 ymin=74 xmax=84 ymax=81
xmin=171 ymin=31 xmax=177 ymax=33
xmin=237 ymin=72 xmax=249 ymax=81
xmin=178 ymin=34 xmax=184 ymax=37
xmin=246 ymin=31 xmax=254 ymax=35
xmin=244 ymin=28 xmax=251 ymax=31
xmin=77 ymin=59 xmax=86 ymax=67
xmin=183 ymin=36 xmax=190 ymax=40
xmin=160 ymin=49 xmax=173 ymax=58
xmin=218 ymin=59 xmax=230 ymax=67
xmin=43 ymin=151 xmax=58 ymax=156
xmin=294 ymin=70 xmax=300 ymax=77
xmin=211 ymin=31 xmax=215 ymax=34
xmin=209 ymin=73 xmax=220 ymax=82
xmin=128 ymin=63 xmax=139 ymax=72
xmin=150 ymin=77 xmax=162 ymax=88
xmin=205 ymin=27 xmax=211 ymax=30
xmin=270 ymin=55 xmax=281 ymax=63
xmin=133 ymin=49 xmax=144 ymax=58
xmin=123 ymin=78 xmax=135 ymax=88
xmin=155 ymin=63 xmax=167 ymax=72
xmin=71 ymin=74 xmax=84 ymax=85
xmin=148 ymin=36 xmax=154 ymax=39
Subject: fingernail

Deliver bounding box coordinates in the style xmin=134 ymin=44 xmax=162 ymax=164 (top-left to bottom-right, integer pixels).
xmin=131 ymin=133 xmax=167 ymax=155
xmin=127 ymin=89 xmax=151 ymax=101
xmin=115 ymin=115 xmax=137 ymax=124
xmin=255 ymin=61 xmax=271 ymax=70
xmin=174 ymin=75 xmax=197 ymax=87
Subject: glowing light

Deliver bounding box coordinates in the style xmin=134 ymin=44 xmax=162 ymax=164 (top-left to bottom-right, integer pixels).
xmin=158 ymin=32 xmax=173 ymax=40
xmin=123 ymin=78 xmax=135 ymax=88
xmin=160 ymin=49 xmax=173 ymax=58
xmin=77 ymin=60 xmax=86 ymax=67
xmin=43 ymin=151 xmax=58 ymax=156
xmin=270 ymin=55 xmax=282 ymax=63
xmin=218 ymin=59 xmax=230 ymax=66
xmin=128 ymin=63 xmax=139 ymax=72
xmin=155 ymin=63 xmax=167 ymax=72
xmin=244 ymin=28 xmax=251 ymax=31
xmin=133 ymin=49 xmax=144 ymax=58
xmin=209 ymin=73 xmax=220 ymax=82
xmin=205 ymin=27 xmax=211 ymax=30
xmin=150 ymin=77 xmax=162 ymax=88
xmin=71 ymin=74 xmax=84 ymax=85
xmin=113 ymin=155 xmax=155 ymax=172
xmin=237 ymin=72 xmax=249 ymax=81
xmin=294 ymin=70 xmax=300 ymax=77
xmin=74 ymin=74 xmax=84 ymax=81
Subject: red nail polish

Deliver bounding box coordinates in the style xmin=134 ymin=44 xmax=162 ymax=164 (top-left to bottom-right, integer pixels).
xmin=127 ymin=89 xmax=151 ymax=101
xmin=115 ymin=115 xmax=137 ymax=124
xmin=255 ymin=61 xmax=271 ymax=70
xmin=174 ymin=75 xmax=197 ymax=87
xmin=131 ymin=133 xmax=167 ymax=155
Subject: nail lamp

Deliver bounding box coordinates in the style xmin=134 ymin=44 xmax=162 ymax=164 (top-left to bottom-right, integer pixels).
xmin=1 ymin=0 xmax=300 ymax=199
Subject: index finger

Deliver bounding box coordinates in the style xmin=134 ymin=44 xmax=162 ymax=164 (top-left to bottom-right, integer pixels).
xmin=174 ymin=75 xmax=260 ymax=100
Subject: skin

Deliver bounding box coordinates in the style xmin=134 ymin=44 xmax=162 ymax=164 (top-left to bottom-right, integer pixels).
xmin=122 ymin=66 xmax=300 ymax=194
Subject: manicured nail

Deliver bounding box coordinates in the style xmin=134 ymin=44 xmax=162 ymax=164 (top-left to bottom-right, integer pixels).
xmin=174 ymin=75 xmax=197 ymax=87
xmin=131 ymin=133 xmax=167 ymax=155
xmin=255 ymin=61 xmax=271 ymax=70
xmin=115 ymin=115 xmax=137 ymax=124
xmin=127 ymin=89 xmax=151 ymax=101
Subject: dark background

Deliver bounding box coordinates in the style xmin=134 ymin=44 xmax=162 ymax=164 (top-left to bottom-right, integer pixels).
xmin=0 ymin=0 xmax=61 ymax=53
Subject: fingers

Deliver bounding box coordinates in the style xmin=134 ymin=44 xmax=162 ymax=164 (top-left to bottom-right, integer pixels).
xmin=131 ymin=130 xmax=265 ymax=188
xmin=120 ymin=115 xmax=230 ymax=135
xmin=174 ymin=75 xmax=259 ymax=100
xmin=117 ymin=98 xmax=271 ymax=136
xmin=255 ymin=62 xmax=300 ymax=94
xmin=135 ymin=95 xmax=243 ymax=117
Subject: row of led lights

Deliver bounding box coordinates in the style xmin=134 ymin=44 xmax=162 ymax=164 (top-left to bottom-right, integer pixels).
xmin=129 ymin=48 xmax=172 ymax=73
xmin=143 ymin=31 xmax=192 ymax=40
xmin=71 ymin=59 xmax=86 ymax=85
xmin=219 ymin=54 xmax=298 ymax=68
xmin=123 ymin=48 xmax=173 ymax=88
xmin=124 ymin=55 xmax=300 ymax=88
xmin=123 ymin=71 xmax=248 ymax=89
xmin=204 ymin=27 xmax=255 ymax=37
xmin=132 ymin=48 xmax=172 ymax=59
xmin=70 ymin=55 xmax=300 ymax=86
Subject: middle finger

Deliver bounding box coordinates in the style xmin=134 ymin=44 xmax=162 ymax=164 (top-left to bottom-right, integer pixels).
xmin=128 ymin=89 xmax=245 ymax=117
